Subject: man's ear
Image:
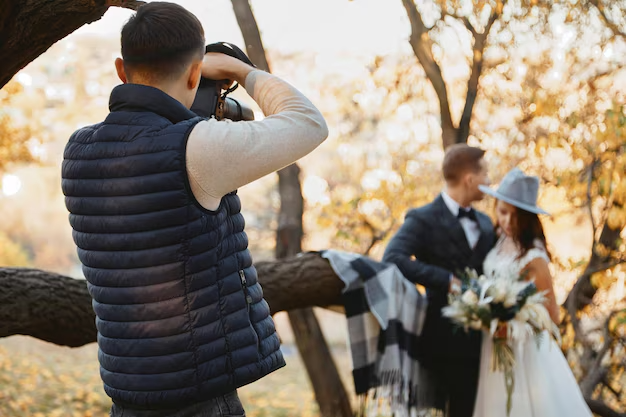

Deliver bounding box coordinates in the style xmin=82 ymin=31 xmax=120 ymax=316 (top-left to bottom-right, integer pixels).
xmin=115 ymin=58 xmax=128 ymax=83
xmin=187 ymin=61 xmax=203 ymax=90
xmin=461 ymin=171 xmax=471 ymax=186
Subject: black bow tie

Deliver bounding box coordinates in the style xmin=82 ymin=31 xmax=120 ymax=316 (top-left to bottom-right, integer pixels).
xmin=458 ymin=208 xmax=477 ymax=222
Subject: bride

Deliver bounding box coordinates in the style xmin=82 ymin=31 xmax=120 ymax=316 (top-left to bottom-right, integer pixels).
xmin=473 ymin=168 xmax=592 ymax=417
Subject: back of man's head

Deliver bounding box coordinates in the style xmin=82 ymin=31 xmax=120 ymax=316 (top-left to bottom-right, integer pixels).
xmin=120 ymin=2 xmax=205 ymax=84
xmin=442 ymin=143 xmax=485 ymax=185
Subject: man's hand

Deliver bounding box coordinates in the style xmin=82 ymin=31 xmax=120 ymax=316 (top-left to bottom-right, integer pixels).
xmin=449 ymin=276 xmax=462 ymax=294
xmin=201 ymin=53 xmax=255 ymax=86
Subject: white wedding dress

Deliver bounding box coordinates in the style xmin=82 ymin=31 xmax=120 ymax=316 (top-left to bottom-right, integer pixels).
xmin=472 ymin=237 xmax=593 ymax=417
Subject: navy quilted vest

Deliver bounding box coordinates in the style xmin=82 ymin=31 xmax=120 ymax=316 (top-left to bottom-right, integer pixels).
xmin=62 ymin=84 xmax=285 ymax=409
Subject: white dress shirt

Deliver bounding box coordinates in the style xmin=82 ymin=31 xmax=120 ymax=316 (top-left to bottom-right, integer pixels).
xmin=441 ymin=191 xmax=481 ymax=249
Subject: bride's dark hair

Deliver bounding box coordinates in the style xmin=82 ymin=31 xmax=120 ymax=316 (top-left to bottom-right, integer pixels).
xmin=496 ymin=205 xmax=552 ymax=261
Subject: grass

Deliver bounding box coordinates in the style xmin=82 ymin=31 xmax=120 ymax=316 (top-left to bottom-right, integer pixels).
xmin=0 ymin=336 xmax=355 ymax=417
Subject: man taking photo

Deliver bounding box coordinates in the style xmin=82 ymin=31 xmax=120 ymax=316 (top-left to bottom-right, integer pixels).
xmin=61 ymin=2 xmax=329 ymax=416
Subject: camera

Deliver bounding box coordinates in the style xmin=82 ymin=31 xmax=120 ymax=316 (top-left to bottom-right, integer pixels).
xmin=191 ymin=42 xmax=255 ymax=122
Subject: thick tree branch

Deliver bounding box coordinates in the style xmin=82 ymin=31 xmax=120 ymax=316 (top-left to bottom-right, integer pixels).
xmin=566 ymin=199 xmax=624 ymax=313
xmin=0 ymin=268 xmax=96 ymax=347
xmin=457 ymin=2 xmax=502 ymax=144
xmin=579 ymin=311 xmax=616 ymax=396
xmin=588 ymin=0 xmax=626 ymax=40
xmin=0 ymin=253 xmax=344 ymax=347
xmin=0 ymin=0 xmax=144 ymax=89
xmin=584 ymin=398 xmax=626 ymax=417
xmin=230 ymin=0 xmax=270 ymax=73
xmin=105 ymin=0 xmax=144 ymax=8
xmin=443 ymin=11 xmax=477 ymax=37
xmin=401 ymin=0 xmax=456 ymax=148
xmin=586 ymin=161 xmax=599 ymax=236
xmin=602 ymin=378 xmax=621 ymax=400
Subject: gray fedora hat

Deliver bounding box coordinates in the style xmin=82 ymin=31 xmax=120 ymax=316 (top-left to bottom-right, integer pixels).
xmin=478 ymin=168 xmax=550 ymax=215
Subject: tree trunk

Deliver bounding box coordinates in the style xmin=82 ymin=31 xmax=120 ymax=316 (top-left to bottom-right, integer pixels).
xmin=230 ymin=0 xmax=270 ymax=73
xmin=277 ymin=165 xmax=354 ymax=417
xmin=0 ymin=0 xmax=143 ymax=89
xmin=401 ymin=0 xmax=457 ymax=148
xmin=457 ymin=8 xmax=500 ymax=144
xmin=400 ymin=0 xmax=500 ymax=148
xmin=230 ymin=3 xmax=353 ymax=414
xmin=566 ymin=221 xmax=623 ymax=312
xmin=288 ymin=308 xmax=355 ymax=417
xmin=0 ymin=253 xmax=343 ymax=347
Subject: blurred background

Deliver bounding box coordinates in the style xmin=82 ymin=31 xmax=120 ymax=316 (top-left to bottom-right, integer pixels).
xmin=0 ymin=0 xmax=625 ymax=416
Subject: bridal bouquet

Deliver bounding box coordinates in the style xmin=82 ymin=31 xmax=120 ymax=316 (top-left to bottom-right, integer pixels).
xmin=442 ymin=268 xmax=559 ymax=416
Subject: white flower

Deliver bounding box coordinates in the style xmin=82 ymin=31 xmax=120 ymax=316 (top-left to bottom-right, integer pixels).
xmin=461 ymin=290 xmax=479 ymax=306
xmin=477 ymin=281 xmax=494 ymax=305
xmin=469 ymin=319 xmax=483 ymax=330
xmin=490 ymin=280 xmax=508 ymax=303
xmin=503 ymin=293 xmax=518 ymax=308
xmin=515 ymin=307 xmax=531 ymax=324
xmin=442 ymin=303 xmax=466 ymax=321
xmin=465 ymin=268 xmax=480 ymax=280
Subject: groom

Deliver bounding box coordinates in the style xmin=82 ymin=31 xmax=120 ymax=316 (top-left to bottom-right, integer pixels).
xmin=383 ymin=144 xmax=495 ymax=417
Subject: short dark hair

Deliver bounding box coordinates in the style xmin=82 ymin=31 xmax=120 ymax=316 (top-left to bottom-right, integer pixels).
xmin=442 ymin=144 xmax=486 ymax=183
xmin=121 ymin=2 xmax=205 ymax=82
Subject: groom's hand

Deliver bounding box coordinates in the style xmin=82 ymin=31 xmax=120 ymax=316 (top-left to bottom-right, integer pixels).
xmin=449 ymin=276 xmax=462 ymax=294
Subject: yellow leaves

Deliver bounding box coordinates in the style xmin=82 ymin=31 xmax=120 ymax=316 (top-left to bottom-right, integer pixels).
xmin=606 ymin=206 xmax=626 ymax=230
xmin=590 ymin=268 xmax=617 ymax=289
xmin=612 ymin=178 xmax=626 ymax=206
xmin=495 ymin=0 xmax=504 ymax=15
xmin=0 ymin=338 xmax=109 ymax=417
xmin=0 ymin=79 xmax=39 ymax=174
xmin=0 ymin=231 xmax=31 ymax=267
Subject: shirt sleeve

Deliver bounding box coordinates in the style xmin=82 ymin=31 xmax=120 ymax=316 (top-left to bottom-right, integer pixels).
xmin=186 ymin=70 xmax=329 ymax=210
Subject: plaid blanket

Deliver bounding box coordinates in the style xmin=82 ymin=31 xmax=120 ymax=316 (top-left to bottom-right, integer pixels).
xmin=321 ymin=250 xmax=436 ymax=417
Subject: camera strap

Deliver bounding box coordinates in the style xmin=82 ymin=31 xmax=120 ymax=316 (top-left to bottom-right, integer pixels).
xmin=204 ymin=42 xmax=255 ymax=67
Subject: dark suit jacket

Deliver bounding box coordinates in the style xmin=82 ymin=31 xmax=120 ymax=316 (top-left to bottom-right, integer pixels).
xmin=383 ymin=194 xmax=495 ymax=360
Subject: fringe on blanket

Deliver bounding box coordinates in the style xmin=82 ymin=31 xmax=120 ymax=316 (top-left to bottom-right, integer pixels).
xmin=355 ymin=368 xmax=446 ymax=417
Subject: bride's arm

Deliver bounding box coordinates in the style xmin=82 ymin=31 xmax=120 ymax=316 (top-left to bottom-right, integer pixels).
xmin=524 ymin=258 xmax=560 ymax=324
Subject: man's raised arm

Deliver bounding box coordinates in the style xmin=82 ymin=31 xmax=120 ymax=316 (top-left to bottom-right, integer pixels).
xmin=187 ymin=54 xmax=328 ymax=210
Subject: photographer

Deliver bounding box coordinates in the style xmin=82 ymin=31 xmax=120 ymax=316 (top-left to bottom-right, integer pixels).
xmin=61 ymin=2 xmax=328 ymax=417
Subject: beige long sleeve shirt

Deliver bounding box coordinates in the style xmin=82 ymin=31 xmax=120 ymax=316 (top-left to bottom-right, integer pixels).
xmin=186 ymin=70 xmax=329 ymax=210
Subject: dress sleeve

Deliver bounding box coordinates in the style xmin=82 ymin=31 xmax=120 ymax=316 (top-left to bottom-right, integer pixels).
xmin=518 ymin=241 xmax=551 ymax=273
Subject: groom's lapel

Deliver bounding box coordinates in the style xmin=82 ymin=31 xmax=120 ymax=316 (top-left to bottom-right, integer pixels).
xmin=433 ymin=195 xmax=472 ymax=258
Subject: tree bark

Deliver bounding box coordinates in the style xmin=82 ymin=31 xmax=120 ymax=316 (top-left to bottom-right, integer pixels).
xmin=401 ymin=0 xmax=456 ymax=148
xmin=0 ymin=253 xmax=343 ymax=347
xmin=585 ymin=397 xmax=626 ymax=417
xmin=566 ymin=221 xmax=623 ymax=313
xmin=230 ymin=0 xmax=270 ymax=73
xmin=230 ymin=3 xmax=353 ymax=414
xmin=0 ymin=268 xmax=96 ymax=347
xmin=277 ymin=165 xmax=353 ymax=417
xmin=401 ymin=0 xmax=501 ymax=147
xmin=0 ymin=0 xmax=144 ymax=89
xmin=457 ymin=6 xmax=501 ymax=144
xmin=287 ymin=308 xmax=355 ymax=417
